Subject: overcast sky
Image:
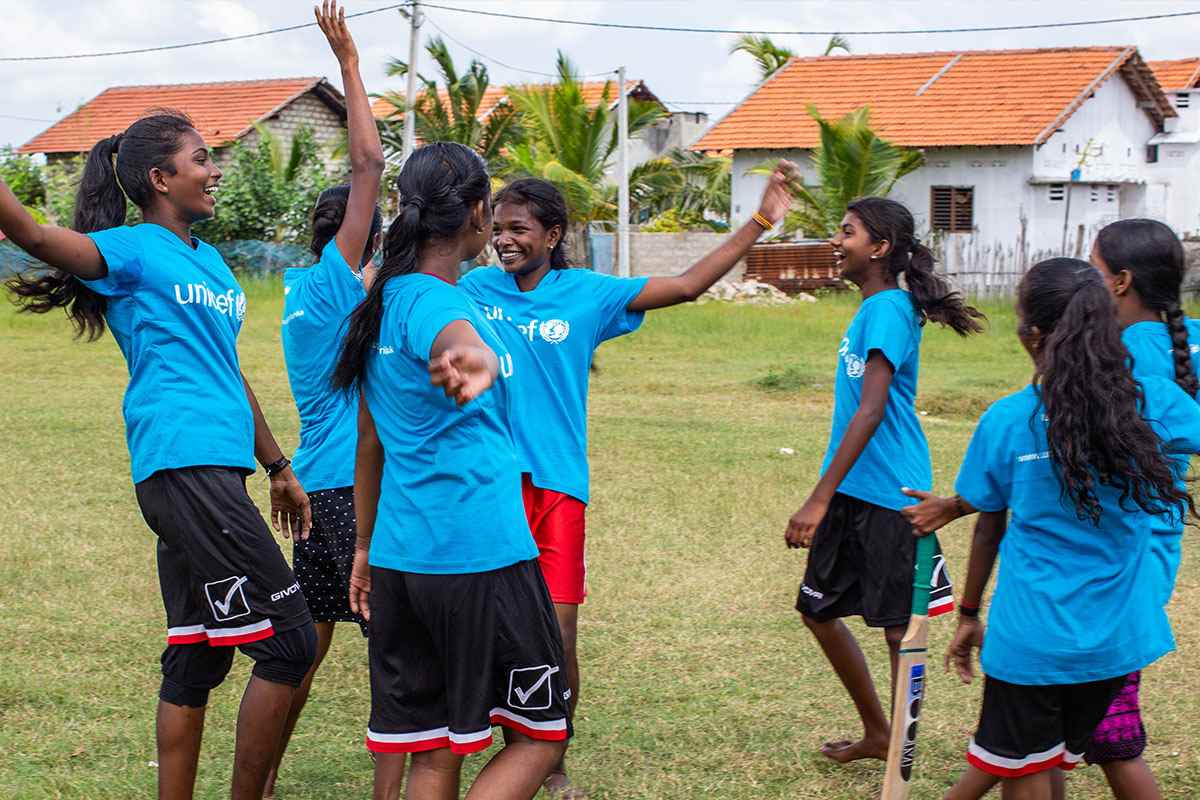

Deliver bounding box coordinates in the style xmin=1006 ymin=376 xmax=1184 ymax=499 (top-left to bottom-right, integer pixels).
xmin=2 ymin=0 xmax=1198 ymax=149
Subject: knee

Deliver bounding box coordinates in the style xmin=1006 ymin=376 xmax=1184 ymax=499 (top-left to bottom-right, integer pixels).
xmin=243 ymin=623 xmax=318 ymax=687
xmin=160 ymin=643 xmax=236 ymax=707
xmin=884 ymin=626 xmax=906 ymax=649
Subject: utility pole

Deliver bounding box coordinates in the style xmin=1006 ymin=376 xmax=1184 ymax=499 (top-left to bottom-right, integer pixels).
xmin=402 ymin=0 xmax=422 ymax=163
xmin=617 ymin=65 xmax=630 ymax=278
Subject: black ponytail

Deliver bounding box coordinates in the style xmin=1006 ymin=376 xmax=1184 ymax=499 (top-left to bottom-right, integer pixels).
xmin=494 ymin=178 xmax=571 ymax=268
xmin=1019 ymin=258 xmax=1193 ymax=525
xmin=6 ymin=111 xmax=196 ymax=340
xmin=847 ymin=196 xmax=985 ymax=336
xmin=1095 ymin=218 xmax=1197 ymax=397
xmin=310 ymin=183 xmax=383 ymax=267
xmin=332 ymin=142 xmax=491 ymax=392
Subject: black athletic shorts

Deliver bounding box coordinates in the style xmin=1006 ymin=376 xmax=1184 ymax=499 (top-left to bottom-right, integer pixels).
xmin=135 ymin=467 xmax=313 ymax=646
xmin=293 ymin=487 xmax=367 ymax=635
xmin=366 ymin=558 xmax=572 ymax=755
xmin=967 ymin=675 xmax=1126 ymax=778
xmin=795 ymin=492 xmax=954 ymax=627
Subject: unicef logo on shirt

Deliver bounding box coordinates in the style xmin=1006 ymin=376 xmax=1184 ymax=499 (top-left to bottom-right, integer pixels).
xmin=844 ymin=353 xmax=865 ymax=378
xmin=235 ymin=293 xmax=247 ymax=322
xmin=539 ymin=319 xmax=570 ymax=344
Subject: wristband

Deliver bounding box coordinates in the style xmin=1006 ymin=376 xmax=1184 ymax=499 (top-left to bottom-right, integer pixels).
xmin=953 ymin=495 xmax=969 ymax=518
xmin=264 ymin=456 xmax=291 ymax=478
xmin=751 ymin=211 xmax=774 ymax=231
xmin=958 ymin=602 xmax=980 ymax=619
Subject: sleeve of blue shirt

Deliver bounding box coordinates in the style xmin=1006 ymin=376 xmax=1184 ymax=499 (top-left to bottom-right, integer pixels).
xmin=859 ymin=294 xmax=915 ymax=371
xmin=589 ymin=272 xmax=650 ymax=344
xmin=306 ymin=239 xmax=365 ymax=312
xmin=82 ymin=226 xmax=145 ymax=297
xmin=1141 ymin=376 xmax=1200 ymax=456
xmin=405 ymin=282 xmax=474 ymax=361
xmin=954 ymin=406 xmax=1012 ymax=513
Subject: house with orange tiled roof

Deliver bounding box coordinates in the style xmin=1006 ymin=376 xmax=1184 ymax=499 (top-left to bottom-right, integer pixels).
xmin=695 ymin=46 xmax=1186 ymax=292
xmin=20 ymin=77 xmax=347 ymax=167
xmin=372 ymin=78 xmax=709 ymax=173
xmin=1147 ymin=59 xmax=1200 ymax=238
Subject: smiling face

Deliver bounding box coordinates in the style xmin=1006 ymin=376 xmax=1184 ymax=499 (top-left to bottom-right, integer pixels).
xmin=151 ymin=128 xmax=222 ymax=223
xmin=828 ymin=211 xmax=887 ymax=285
xmin=492 ymin=200 xmax=559 ymax=277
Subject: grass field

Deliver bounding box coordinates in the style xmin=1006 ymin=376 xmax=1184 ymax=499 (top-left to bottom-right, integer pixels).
xmin=2 ymin=279 xmax=1200 ymax=799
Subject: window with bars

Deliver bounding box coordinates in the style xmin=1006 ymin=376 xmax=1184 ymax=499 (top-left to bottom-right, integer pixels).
xmin=930 ymin=186 xmax=974 ymax=233
xmin=1049 ymin=184 xmax=1065 ymax=202
xmin=1178 ymin=93 xmax=1191 ymax=109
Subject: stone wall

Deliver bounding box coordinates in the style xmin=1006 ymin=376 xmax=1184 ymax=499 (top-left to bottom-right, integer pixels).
xmin=622 ymin=231 xmax=745 ymax=280
xmin=1185 ymin=239 xmax=1200 ymax=295
xmin=217 ymin=90 xmax=347 ymax=173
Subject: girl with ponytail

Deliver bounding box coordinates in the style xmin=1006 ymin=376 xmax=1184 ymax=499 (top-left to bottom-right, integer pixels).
xmin=937 ymin=258 xmax=1200 ymax=800
xmin=268 ymin=5 xmax=385 ymax=796
xmin=1074 ymin=218 xmax=1200 ymax=798
xmin=786 ymin=197 xmax=980 ymax=765
xmin=334 ymin=142 xmax=570 ymax=800
xmin=459 ymin=168 xmax=799 ymax=796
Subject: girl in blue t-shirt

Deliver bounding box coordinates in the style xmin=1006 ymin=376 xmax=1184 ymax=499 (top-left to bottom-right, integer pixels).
xmin=940 ymin=259 xmax=1199 ymax=800
xmin=787 ymin=196 xmax=984 ymax=764
xmin=269 ymin=6 xmax=385 ymax=796
xmin=0 ymin=6 xmax=371 ymax=788
xmin=1084 ymin=218 xmax=1199 ymax=798
xmin=330 ymin=142 xmax=569 ymax=800
xmin=460 ymin=168 xmax=797 ymax=796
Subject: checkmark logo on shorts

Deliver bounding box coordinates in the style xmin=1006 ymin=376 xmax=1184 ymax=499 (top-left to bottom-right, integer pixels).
xmin=507 ymin=665 xmax=560 ymax=711
xmin=204 ymin=575 xmax=252 ymax=622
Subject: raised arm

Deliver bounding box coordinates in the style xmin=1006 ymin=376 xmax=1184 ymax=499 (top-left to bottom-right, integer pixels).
xmin=786 ymin=351 xmax=893 ymax=548
xmin=349 ymin=394 xmax=382 ymax=620
xmin=0 ymin=178 xmax=105 ymax=279
xmin=316 ymin=0 xmax=385 ymax=271
xmin=427 ymin=320 xmax=500 ymax=406
xmin=627 ymin=160 xmax=798 ymax=312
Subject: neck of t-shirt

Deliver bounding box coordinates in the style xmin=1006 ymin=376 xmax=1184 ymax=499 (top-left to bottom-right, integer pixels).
xmin=420 ymin=271 xmax=455 ymax=286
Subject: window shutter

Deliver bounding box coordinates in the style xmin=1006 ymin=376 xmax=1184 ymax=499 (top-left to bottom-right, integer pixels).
xmin=930 ymin=186 xmax=973 ymax=232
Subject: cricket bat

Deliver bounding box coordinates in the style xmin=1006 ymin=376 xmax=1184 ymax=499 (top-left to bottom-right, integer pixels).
xmin=880 ymin=534 xmax=937 ymax=800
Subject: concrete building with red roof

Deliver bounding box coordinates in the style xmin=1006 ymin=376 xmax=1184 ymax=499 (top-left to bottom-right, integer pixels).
xmin=1147 ymin=58 xmax=1200 ymax=241
xmin=695 ymin=46 xmax=1185 ymax=292
xmin=20 ymin=77 xmax=347 ymax=166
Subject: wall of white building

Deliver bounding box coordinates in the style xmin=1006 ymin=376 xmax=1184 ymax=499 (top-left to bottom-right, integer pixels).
xmin=1149 ymin=90 xmax=1200 ymax=237
xmin=727 ymin=71 xmax=1183 ymax=293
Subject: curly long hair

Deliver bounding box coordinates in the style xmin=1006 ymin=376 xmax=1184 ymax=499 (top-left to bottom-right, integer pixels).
xmin=1019 ymin=257 xmax=1194 ymax=525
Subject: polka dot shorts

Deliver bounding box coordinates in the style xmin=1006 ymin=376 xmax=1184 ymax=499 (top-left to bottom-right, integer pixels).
xmin=293 ymin=487 xmax=367 ymax=636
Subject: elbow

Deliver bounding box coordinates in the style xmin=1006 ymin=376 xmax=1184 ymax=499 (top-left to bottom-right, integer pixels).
xmin=352 ymin=152 xmax=386 ymax=176
xmin=857 ymin=405 xmax=886 ymax=430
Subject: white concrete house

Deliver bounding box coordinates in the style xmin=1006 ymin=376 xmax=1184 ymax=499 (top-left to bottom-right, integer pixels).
xmin=694 ymin=47 xmax=1178 ymax=293
xmin=1149 ymin=58 xmax=1200 ymax=237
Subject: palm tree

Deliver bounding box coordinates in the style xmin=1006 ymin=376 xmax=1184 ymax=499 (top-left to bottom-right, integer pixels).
xmin=731 ymin=34 xmax=851 ymax=81
xmin=378 ymin=36 xmax=521 ymax=168
xmin=502 ymin=51 xmax=666 ymax=248
xmin=756 ymin=105 xmax=922 ymax=239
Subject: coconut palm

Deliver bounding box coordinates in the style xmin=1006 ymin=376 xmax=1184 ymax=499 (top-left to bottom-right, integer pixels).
xmin=378 ymin=36 xmax=521 ymax=168
xmin=731 ymin=34 xmax=851 ymax=81
xmin=502 ymin=51 xmax=665 ymax=233
xmin=755 ymin=104 xmax=922 ymax=239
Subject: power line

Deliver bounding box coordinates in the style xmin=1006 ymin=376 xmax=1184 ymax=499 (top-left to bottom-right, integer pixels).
xmin=0 ymin=2 xmax=414 ymax=62
xmin=424 ymin=13 xmax=615 ymax=80
xmin=0 ymin=113 xmax=56 ymax=123
xmin=419 ymin=4 xmax=1200 ymax=36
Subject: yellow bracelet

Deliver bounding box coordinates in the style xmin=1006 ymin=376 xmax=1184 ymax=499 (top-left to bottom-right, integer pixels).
xmin=751 ymin=211 xmax=773 ymax=231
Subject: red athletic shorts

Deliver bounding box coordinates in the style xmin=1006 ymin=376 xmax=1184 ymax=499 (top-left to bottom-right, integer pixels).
xmin=521 ymin=474 xmax=587 ymax=605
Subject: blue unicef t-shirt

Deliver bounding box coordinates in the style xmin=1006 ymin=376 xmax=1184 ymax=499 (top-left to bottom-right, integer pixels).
xmin=955 ymin=377 xmax=1200 ymax=685
xmin=820 ymin=288 xmax=931 ymax=509
xmin=281 ymin=240 xmax=365 ymax=492
xmin=459 ymin=267 xmax=649 ymax=504
xmin=1122 ymin=319 xmax=1200 ymax=606
xmin=363 ymin=274 xmax=538 ymax=574
xmin=82 ymin=224 xmax=255 ymax=483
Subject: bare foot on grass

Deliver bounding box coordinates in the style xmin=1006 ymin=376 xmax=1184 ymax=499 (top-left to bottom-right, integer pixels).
xmin=819 ymin=736 xmax=889 ymax=763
